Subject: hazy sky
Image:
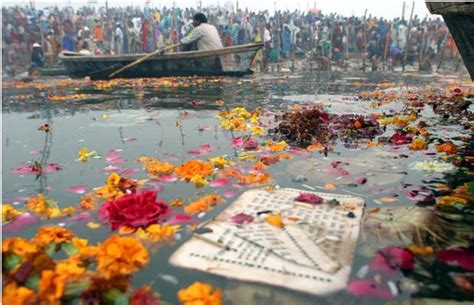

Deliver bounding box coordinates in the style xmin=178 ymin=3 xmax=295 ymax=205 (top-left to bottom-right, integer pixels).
xmin=4 ymin=0 xmax=435 ymax=19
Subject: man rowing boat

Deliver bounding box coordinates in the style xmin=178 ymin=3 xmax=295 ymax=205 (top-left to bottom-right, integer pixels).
xmin=180 ymin=13 xmax=223 ymax=51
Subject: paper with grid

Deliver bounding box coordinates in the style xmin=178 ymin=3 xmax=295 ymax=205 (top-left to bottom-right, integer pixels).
xmin=170 ymin=188 xmax=364 ymax=295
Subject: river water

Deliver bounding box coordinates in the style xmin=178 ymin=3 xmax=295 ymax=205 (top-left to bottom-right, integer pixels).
xmin=2 ymin=71 xmax=473 ymax=305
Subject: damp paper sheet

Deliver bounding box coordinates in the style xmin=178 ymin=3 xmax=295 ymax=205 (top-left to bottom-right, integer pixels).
xmin=170 ymin=188 xmax=365 ymax=295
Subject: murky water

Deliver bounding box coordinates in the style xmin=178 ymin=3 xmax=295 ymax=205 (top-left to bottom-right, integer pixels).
xmin=2 ymin=72 xmax=473 ymax=304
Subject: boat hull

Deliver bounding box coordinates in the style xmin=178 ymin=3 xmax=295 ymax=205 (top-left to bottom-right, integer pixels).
xmin=426 ymin=1 xmax=474 ymax=79
xmin=59 ymin=43 xmax=263 ymax=79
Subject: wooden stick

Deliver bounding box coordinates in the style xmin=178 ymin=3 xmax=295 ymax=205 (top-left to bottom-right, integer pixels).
xmin=108 ymin=43 xmax=181 ymax=78
xmin=402 ymin=0 xmax=415 ymax=72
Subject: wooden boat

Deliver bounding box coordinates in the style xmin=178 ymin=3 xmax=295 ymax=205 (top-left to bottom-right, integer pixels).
xmin=59 ymin=43 xmax=263 ymax=80
xmin=426 ymin=1 xmax=474 ymax=79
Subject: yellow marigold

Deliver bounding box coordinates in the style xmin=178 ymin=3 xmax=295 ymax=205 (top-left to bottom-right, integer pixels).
xmin=138 ymin=156 xmax=176 ymax=177
xmin=239 ymin=152 xmax=257 ymax=161
xmin=409 ymin=138 xmax=428 ymax=151
xmin=436 ymin=196 xmax=468 ymax=206
xmin=55 ymin=260 xmax=86 ymax=277
xmin=33 ymin=226 xmax=76 ymax=247
xmin=2 ymin=204 xmax=23 ymax=222
xmin=190 ymin=174 xmax=209 ymax=188
xmin=307 ymin=143 xmax=324 ymax=151
xmin=266 ymin=213 xmax=284 ymax=228
xmin=95 ymin=172 xmax=125 ymax=200
xmin=184 ymin=194 xmax=224 ymax=215
xmin=136 ymin=224 xmax=179 ymax=242
xmin=26 ymin=194 xmax=62 ymax=218
xmin=178 ymin=282 xmax=222 ymax=305
xmin=3 ymin=283 xmax=37 ymax=305
xmin=2 ymin=237 xmax=39 ymax=259
xmin=266 ymin=140 xmax=288 ymax=152
xmin=176 ymin=160 xmax=213 ymax=180
xmin=251 ymin=125 xmax=264 ymax=136
xmin=97 ymin=235 xmax=149 ymax=279
xmin=108 ymin=172 xmax=121 ymax=186
xmin=208 ymin=156 xmax=234 ymax=169
xmin=76 ymin=147 xmax=97 ymax=162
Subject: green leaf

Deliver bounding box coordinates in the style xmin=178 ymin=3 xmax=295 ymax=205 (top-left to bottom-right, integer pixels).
xmin=102 ymin=288 xmax=128 ymax=305
xmin=64 ymin=281 xmax=89 ymax=298
xmin=25 ymin=273 xmax=40 ymax=290
xmin=44 ymin=243 xmax=58 ymax=255
xmin=467 ymin=182 xmax=474 ymax=196
xmin=4 ymin=254 xmax=22 ymax=272
xmin=62 ymin=243 xmax=78 ymax=256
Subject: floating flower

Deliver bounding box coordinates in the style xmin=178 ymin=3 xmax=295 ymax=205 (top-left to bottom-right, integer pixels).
xmin=184 ymin=194 xmax=224 ymax=215
xmin=99 ymin=191 xmax=170 ymax=230
xmin=2 ymin=237 xmax=39 ymax=260
xmin=97 ymin=235 xmax=149 ymax=279
xmin=79 ymin=196 xmax=96 ymax=210
xmin=32 ymin=226 xmax=76 ymax=247
xmin=409 ymin=137 xmax=428 ymax=151
xmin=390 ymin=132 xmax=412 ymax=145
xmin=76 ymin=147 xmax=97 ymax=162
xmin=131 ymin=285 xmax=160 ymax=305
xmin=95 ymin=172 xmax=138 ymax=201
xmin=170 ymin=198 xmax=185 ymax=207
xmin=26 ymin=194 xmax=63 ymax=218
xmin=436 ymin=196 xmax=468 ymax=207
xmin=3 ymin=283 xmax=37 ymax=305
xmin=266 ymin=140 xmax=288 ymax=152
xmin=436 ymin=141 xmax=458 ymax=155
xmin=411 ymin=161 xmax=456 ymax=173
xmin=190 ymin=174 xmax=209 ymax=188
xmin=295 ymin=193 xmax=323 ymax=205
xmin=38 ymin=261 xmax=85 ymax=304
xmin=208 ymin=156 xmax=234 ymax=169
xmin=135 ymin=224 xmax=179 ymax=242
xmin=176 ymin=160 xmax=213 ymax=180
xmin=347 ymin=280 xmax=394 ymax=300
xmin=238 ymin=172 xmax=270 ymax=185
xmin=251 ymin=125 xmax=265 ymax=136
xmin=368 ymin=247 xmax=414 ymax=274
xmin=177 ymin=281 xmax=222 ymax=305
xmin=2 ymin=204 xmax=23 ymax=222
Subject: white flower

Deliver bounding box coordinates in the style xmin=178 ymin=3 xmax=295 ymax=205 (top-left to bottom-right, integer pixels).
xmin=411 ymin=160 xmax=456 ymax=173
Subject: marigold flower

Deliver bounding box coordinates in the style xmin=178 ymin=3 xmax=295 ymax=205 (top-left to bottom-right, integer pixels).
xmin=95 ymin=172 xmax=137 ymax=200
xmin=170 ymin=198 xmax=185 ymax=207
xmin=436 ymin=196 xmax=468 ymax=206
xmin=266 ymin=213 xmax=284 ymax=228
xmin=176 ymin=160 xmax=213 ymax=180
xmin=435 ymin=142 xmax=458 ymax=155
xmin=409 ymin=137 xmax=428 ymax=151
xmin=3 ymin=282 xmax=37 ymax=305
xmin=26 ymin=194 xmax=62 ymax=218
xmin=407 ymin=246 xmax=433 ymax=256
xmin=238 ymin=172 xmax=270 ymax=185
xmin=266 ymin=140 xmax=288 ymax=152
xmin=251 ymin=125 xmax=265 ymax=136
xmin=208 ymin=156 xmax=234 ymax=169
xmin=190 ymin=174 xmax=209 ymax=188
xmin=33 ymin=226 xmax=76 ymax=247
xmin=2 ymin=203 xmax=23 ymax=222
xmin=38 ymin=270 xmax=65 ymax=304
xmin=138 ymin=156 xmax=176 ymax=177
xmin=2 ymin=237 xmax=39 ymax=259
xmin=177 ymin=282 xmax=222 ymax=305
xmin=97 ymin=235 xmax=149 ymax=279
xmin=79 ymin=196 xmax=96 ymax=210
xmin=131 ymin=285 xmax=160 ymax=305
xmin=184 ymin=194 xmax=224 ymax=215
xmin=76 ymin=147 xmax=97 ymax=162
xmin=136 ymin=224 xmax=179 ymax=242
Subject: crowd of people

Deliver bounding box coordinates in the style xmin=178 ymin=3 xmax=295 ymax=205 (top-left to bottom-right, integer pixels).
xmin=2 ymin=4 xmax=461 ymax=74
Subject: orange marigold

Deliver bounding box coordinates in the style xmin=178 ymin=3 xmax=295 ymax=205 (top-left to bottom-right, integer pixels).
xmin=409 ymin=138 xmax=428 ymax=151
xmin=138 ymin=156 xmax=176 ymax=177
xmin=3 ymin=283 xmax=37 ymax=305
xmin=436 ymin=142 xmax=458 ymax=155
xmin=38 ymin=270 xmax=65 ymax=304
xmin=177 ymin=281 xmax=222 ymax=305
xmin=184 ymin=194 xmax=224 ymax=215
xmin=97 ymin=235 xmax=149 ymax=279
xmin=26 ymin=194 xmax=62 ymax=218
xmin=2 ymin=237 xmax=39 ymax=260
xmin=33 ymin=226 xmax=76 ymax=247
xmin=79 ymin=196 xmax=96 ymax=210
xmin=238 ymin=172 xmax=270 ymax=185
xmin=175 ymin=160 xmax=213 ymax=180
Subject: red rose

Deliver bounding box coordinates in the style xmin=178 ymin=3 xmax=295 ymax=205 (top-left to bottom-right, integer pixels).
xmin=99 ymin=191 xmax=170 ymax=230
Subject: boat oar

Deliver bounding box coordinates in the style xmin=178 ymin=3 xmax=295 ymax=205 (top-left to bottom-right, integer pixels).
xmin=108 ymin=43 xmax=181 ymax=78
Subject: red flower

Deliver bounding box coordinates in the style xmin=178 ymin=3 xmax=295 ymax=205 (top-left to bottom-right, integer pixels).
xmin=99 ymin=191 xmax=170 ymax=230
xmin=369 ymin=247 xmax=414 ymax=274
xmin=295 ymin=193 xmax=323 ymax=205
xmin=130 ymin=285 xmax=160 ymax=305
xmin=347 ymin=280 xmax=394 ymax=300
xmin=437 ymin=247 xmax=474 ymax=271
xmin=390 ymin=132 xmax=412 ymax=145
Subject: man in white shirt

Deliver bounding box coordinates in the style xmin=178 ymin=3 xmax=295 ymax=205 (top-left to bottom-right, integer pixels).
xmin=180 ymin=13 xmax=223 ymax=51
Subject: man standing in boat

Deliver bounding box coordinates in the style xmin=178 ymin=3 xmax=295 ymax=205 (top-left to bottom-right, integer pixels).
xmin=180 ymin=13 xmax=223 ymax=51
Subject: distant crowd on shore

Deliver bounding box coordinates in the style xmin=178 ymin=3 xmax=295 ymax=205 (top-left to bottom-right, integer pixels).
xmin=2 ymin=4 xmax=461 ymax=74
